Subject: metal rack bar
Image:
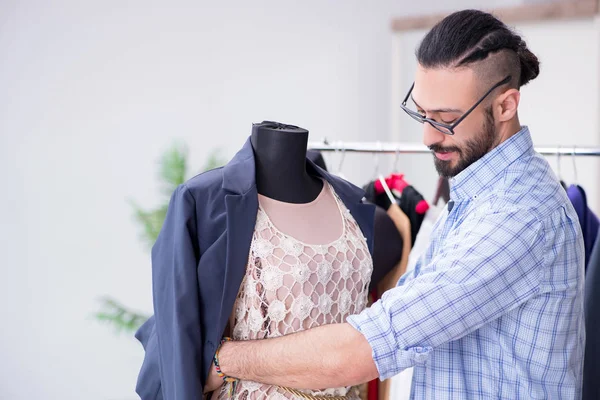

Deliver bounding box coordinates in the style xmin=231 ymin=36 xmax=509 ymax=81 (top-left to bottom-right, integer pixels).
xmin=308 ymin=141 xmax=600 ymax=156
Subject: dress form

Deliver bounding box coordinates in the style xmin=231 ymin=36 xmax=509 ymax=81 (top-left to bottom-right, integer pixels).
xmin=251 ymin=121 xmax=323 ymax=203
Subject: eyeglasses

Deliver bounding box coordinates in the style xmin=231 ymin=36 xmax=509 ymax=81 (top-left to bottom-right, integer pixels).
xmin=400 ymin=75 xmax=512 ymax=135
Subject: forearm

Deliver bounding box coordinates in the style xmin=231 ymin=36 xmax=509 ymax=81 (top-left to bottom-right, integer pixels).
xmin=218 ymin=323 xmax=378 ymax=390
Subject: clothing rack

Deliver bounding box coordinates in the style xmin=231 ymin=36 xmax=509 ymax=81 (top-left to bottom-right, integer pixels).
xmin=308 ymin=140 xmax=600 ymax=156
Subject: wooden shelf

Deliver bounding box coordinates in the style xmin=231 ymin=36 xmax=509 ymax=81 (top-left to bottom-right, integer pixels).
xmin=391 ymin=0 xmax=599 ymax=31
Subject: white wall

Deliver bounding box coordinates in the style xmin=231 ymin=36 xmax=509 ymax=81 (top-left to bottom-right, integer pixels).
xmin=518 ymin=17 xmax=600 ymax=212
xmin=0 ymin=1 xmax=522 ymax=399
xmin=391 ymin=16 xmax=600 ymax=212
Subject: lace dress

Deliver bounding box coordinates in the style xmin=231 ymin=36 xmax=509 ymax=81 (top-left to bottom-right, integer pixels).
xmin=216 ymin=181 xmax=373 ymax=400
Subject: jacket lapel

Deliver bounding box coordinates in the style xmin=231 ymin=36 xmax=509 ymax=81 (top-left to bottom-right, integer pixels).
xmin=219 ymin=139 xmax=258 ymax=333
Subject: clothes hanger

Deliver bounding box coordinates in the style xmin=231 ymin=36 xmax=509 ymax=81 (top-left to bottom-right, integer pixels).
xmin=336 ymin=143 xmax=346 ymax=177
xmin=392 ymin=146 xmax=401 ymax=173
xmin=556 ymin=145 xmax=562 ymax=179
xmin=331 ymin=143 xmax=339 ymax=171
xmin=389 ymin=146 xmax=405 ymax=198
xmin=374 ymin=146 xmax=409 ymax=198
xmin=331 ymin=141 xmax=347 ymax=179
xmin=571 ymin=146 xmax=579 ymax=186
xmin=570 ymin=145 xmax=588 ymax=200
xmin=557 ymin=145 xmax=567 ymax=190
xmin=375 ymin=143 xmax=412 ymax=302
xmin=373 ymin=142 xmax=396 ymax=205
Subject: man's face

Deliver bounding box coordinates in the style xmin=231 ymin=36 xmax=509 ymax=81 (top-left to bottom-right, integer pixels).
xmin=411 ymin=66 xmax=499 ymax=178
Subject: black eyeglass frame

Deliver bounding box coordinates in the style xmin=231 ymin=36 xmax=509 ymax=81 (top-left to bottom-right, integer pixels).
xmin=400 ymin=75 xmax=512 ymax=135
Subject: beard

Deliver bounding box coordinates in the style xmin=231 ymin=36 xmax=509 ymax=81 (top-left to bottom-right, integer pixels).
xmin=430 ymin=107 xmax=498 ymax=178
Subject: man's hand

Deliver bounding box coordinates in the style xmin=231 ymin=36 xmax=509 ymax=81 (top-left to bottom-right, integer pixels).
xmin=203 ymin=363 xmax=224 ymax=394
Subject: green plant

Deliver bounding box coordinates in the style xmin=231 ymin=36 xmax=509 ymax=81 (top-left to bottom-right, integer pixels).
xmin=94 ymin=142 xmax=226 ymax=334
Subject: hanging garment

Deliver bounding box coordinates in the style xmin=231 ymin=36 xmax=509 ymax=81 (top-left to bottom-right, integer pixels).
xmin=215 ymin=181 xmax=372 ymax=399
xmin=369 ymin=204 xmax=404 ymax=292
xmin=387 ymin=205 xmax=443 ymax=400
xmin=377 ymin=203 xmax=412 ymax=294
xmin=363 ymin=204 xmax=411 ymax=400
xmin=134 ymin=138 xmax=376 ymax=400
xmin=366 ymin=366 xmax=377 ymax=400
xmin=399 ymin=186 xmax=428 ymax=247
xmin=379 ymin=203 xmax=412 ymax=400
xmin=583 ymin=227 xmax=600 ymax=400
xmin=432 ymin=177 xmax=450 ymax=206
xmin=363 ymin=177 xmax=428 ymax=246
xmin=567 ymin=185 xmax=599 ymax=269
xmin=405 ymin=205 xmax=443 ymax=274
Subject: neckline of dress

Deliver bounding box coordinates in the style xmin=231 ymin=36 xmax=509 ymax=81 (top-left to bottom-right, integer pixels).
xmin=257 ymin=181 xmax=349 ymax=248
xmin=258 ymin=178 xmax=328 ymax=209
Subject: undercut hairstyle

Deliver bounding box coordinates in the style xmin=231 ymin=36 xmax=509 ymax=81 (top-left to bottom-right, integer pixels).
xmin=416 ymin=9 xmax=540 ymax=89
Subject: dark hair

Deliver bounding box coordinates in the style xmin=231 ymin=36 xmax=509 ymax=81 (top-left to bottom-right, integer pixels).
xmin=416 ymin=9 xmax=539 ymax=87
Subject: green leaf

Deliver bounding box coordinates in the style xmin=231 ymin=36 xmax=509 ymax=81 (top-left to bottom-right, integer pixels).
xmin=130 ymin=200 xmax=167 ymax=247
xmin=202 ymin=150 xmax=227 ymax=172
xmin=93 ymin=297 xmax=149 ymax=335
xmin=159 ymin=142 xmax=188 ymax=198
xmin=94 ymin=142 xmax=230 ymax=337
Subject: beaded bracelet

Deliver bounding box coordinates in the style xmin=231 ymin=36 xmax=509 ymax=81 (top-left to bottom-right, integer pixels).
xmin=213 ymin=337 xmax=238 ymax=396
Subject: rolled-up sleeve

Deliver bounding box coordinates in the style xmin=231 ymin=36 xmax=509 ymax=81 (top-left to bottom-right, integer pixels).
xmin=347 ymin=209 xmax=545 ymax=379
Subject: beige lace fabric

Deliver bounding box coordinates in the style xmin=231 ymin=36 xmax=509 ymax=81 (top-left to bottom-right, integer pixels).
xmin=217 ymin=182 xmax=373 ymax=400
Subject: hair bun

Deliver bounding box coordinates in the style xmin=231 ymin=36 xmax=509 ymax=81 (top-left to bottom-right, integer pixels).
xmin=517 ymin=40 xmax=540 ymax=86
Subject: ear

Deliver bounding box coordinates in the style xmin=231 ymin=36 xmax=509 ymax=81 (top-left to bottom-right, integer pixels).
xmin=495 ymin=89 xmax=520 ymax=122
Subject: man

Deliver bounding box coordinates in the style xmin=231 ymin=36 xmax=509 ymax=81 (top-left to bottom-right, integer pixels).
xmin=208 ymin=9 xmax=585 ymax=399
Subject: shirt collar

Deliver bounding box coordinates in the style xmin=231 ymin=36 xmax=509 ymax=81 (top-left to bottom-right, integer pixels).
xmin=450 ymin=126 xmax=534 ymax=201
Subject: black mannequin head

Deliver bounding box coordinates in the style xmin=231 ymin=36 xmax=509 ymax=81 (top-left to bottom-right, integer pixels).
xmin=250 ymin=121 xmax=322 ymax=203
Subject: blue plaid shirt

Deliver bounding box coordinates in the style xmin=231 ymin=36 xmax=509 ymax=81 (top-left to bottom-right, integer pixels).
xmin=348 ymin=127 xmax=586 ymax=399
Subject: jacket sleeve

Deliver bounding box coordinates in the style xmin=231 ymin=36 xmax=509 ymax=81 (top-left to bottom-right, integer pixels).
xmin=138 ymin=184 xmax=204 ymax=399
xmin=135 ymin=316 xmax=163 ymax=400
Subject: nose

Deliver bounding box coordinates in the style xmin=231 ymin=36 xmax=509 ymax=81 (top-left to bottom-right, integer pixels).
xmin=422 ymin=122 xmax=445 ymax=148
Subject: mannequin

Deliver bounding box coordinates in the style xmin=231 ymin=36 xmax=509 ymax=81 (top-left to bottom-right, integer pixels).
xmin=134 ymin=121 xmax=377 ymax=400
xmin=214 ymin=122 xmax=373 ymax=399
xmin=250 ymin=121 xmax=323 ymax=203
